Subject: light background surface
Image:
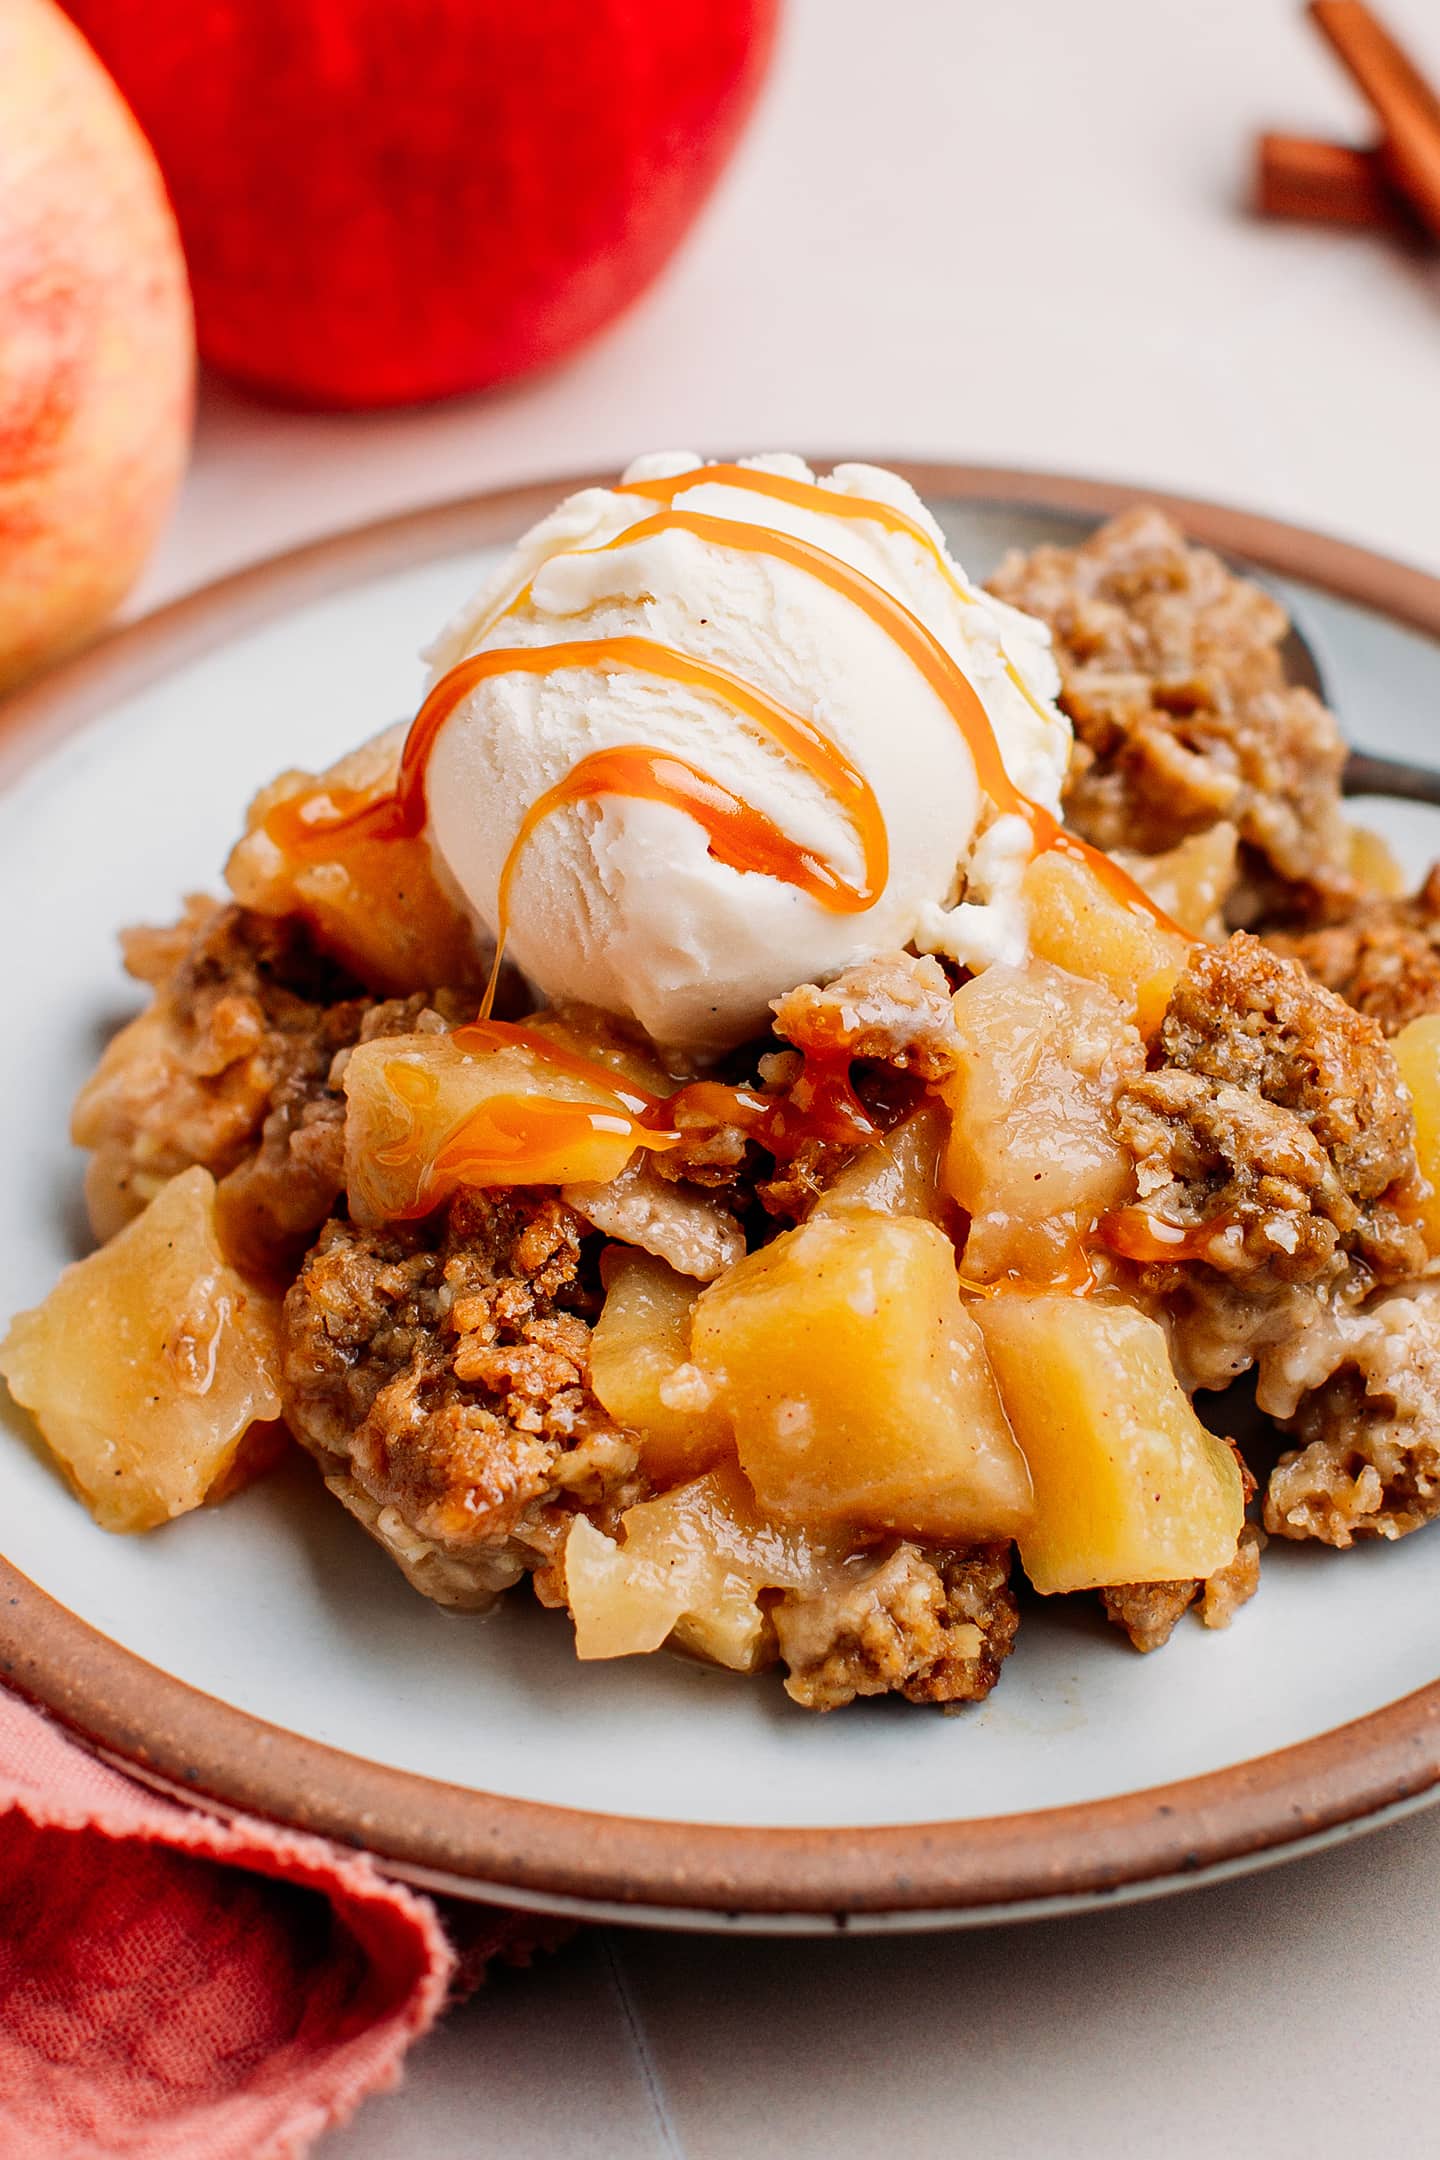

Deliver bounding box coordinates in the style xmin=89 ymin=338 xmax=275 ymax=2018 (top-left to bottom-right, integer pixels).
xmin=101 ymin=0 xmax=1440 ymax=2147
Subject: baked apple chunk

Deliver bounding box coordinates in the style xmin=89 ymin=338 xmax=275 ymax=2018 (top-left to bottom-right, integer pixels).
xmin=563 ymin=1460 xmax=848 ymax=1672
xmin=0 ymin=1168 xmax=283 ymax=1532
xmin=343 ymin=1029 xmax=648 ymax=1221
xmin=1393 ymin=1015 xmax=1440 ymax=1250
xmin=226 ymin=723 xmax=483 ymax=996
xmin=692 ymin=1211 xmax=1033 ymax=1542
xmin=588 ymin=1245 xmax=733 ymax=1486
xmin=811 ymin=1099 xmax=950 ymax=1225
xmin=942 ymin=960 xmax=1143 ymax=1286
xmin=1022 ymin=848 xmax=1188 ymax=1033
xmin=975 ymin=1295 xmax=1245 ymax=1593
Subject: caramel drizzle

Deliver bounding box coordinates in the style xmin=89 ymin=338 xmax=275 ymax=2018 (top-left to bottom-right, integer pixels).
xmin=376 ymin=1023 xmax=674 ymax=1221
xmin=449 ymin=1017 xmax=666 ymax=1115
xmin=462 ymin=502 xmax=1044 ymax=1007
xmin=958 ymin=1245 xmax=1099 ymax=1300
xmin=265 ymin=630 xmax=888 ymax=999
xmin=270 ymin=478 xmax=1181 ymax=950
xmin=379 ymin=1017 xmax=880 ymax=1214
xmin=379 ymin=1072 xmax=679 ymax=1221
xmin=415 ymin=503 xmax=1021 ymax=871
xmin=425 ymin=1099 xmax=656 ymax=1190
xmin=454 ymin=1017 xmax=880 ymax=1157
xmin=1100 ymin=1207 xmax=1237 ymax=1265
xmin=617 ymin=460 xmax=1058 ymax=727
xmin=582 ymin=507 xmax=1182 ymax=932
xmin=497 ymin=743 xmax=879 ymax=932
xmin=611 ymin=476 xmax=1195 ymax=931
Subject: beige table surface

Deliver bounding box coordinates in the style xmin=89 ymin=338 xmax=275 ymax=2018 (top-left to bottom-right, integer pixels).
xmin=124 ymin=0 xmax=1440 ymax=2150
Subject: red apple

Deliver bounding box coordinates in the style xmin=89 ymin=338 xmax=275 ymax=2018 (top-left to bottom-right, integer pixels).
xmin=0 ymin=0 xmax=194 ymax=693
xmin=63 ymin=0 xmax=780 ymax=411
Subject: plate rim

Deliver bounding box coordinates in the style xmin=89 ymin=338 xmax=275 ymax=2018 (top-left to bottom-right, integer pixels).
xmin=4 ymin=457 xmax=1440 ymax=1923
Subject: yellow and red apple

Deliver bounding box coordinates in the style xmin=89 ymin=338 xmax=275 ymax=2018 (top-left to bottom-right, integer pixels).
xmin=0 ymin=0 xmax=193 ymax=693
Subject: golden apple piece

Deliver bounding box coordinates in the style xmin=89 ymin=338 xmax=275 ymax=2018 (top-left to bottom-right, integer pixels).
xmin=564 ymin=1516 xmax=687 ymax=1661
xmin=343 ymin=1030 xmax=647 ymax=1223
xmin=1113 ymin=824 xmax=1239 ymax=941
xmin=0 ymin=1167 xmax=284 ymax=1533
xmin=589 ymin=1247 xmax=733 ymax=1487
xmin=226 ymin=724 xmax=483 ymax=996
xmin=1022 ymin=848 xmax=1189 ymax=1034
xmin=563 ymin=1461 xmax=845 ymax=1670
xmin=529 ymin=1003 xmax=678 ymax=1101
xmin=692 ymin=1212 xmax=1032 ymax=1541
xmin=1393 ymin=1014 xmax=1440 ymax=1252
xmin=812 ymin=1099 xmax=950 ymax=1225
xmin=973 ymin=1294 xmax=1245 ymax=1594
xmin=943 ymin=961 xmax=1143 ymax=1287
xmin=1347 ymin=822 xmax=1407 ymax=900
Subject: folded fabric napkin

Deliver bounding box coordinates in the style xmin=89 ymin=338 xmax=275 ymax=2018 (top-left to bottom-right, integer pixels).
xmin=0 ymin=1687 xmax=554 ymax=2159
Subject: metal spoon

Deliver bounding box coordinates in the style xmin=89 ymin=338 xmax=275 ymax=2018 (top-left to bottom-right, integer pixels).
xmin=1280 ymin=617 xmax=1440 ymax=807
xmin=1342 ymin=748 xmax=1440 ymax=806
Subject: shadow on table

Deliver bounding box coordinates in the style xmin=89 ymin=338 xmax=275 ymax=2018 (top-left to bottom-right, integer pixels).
xmin=327 ymin=1798 xmax=1440 ymax=2159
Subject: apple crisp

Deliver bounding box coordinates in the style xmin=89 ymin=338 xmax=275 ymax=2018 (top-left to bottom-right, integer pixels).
xmin=7 ymin=501 xmax=1440 ymax=1714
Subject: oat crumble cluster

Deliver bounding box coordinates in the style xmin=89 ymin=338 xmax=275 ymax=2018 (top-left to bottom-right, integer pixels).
xmin=7 ymin=506 xmax=1440 ymax=1711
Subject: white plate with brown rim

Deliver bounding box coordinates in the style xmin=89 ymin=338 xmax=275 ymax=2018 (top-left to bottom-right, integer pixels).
xmin=3 ymin=460 xmax=1440 ymax=1934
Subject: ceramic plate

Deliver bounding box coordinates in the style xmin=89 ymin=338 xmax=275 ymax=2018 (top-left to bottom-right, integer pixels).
xmin=4 ymin=464 xmax=1440 ymax=1934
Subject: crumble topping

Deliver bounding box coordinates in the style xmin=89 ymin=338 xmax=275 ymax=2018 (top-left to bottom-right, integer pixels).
xmin=73 ymin=899 xmax=474 ymax=1276
xmin=1157 ymin=933 xmax=1419 ymax=1211
xmin=773 ymin=1542 xmax=1018 ymax=1710
xmin=74 ymin=900 xmax=362 ymax=1230
xmin=562 ymin=1156 xmax=745 ymax=1282
xmin=987 ymin=507 xmax=1354 ymax=918
xmin=770 ymin=952 xmax=962 ymax=1082
xmin=1101 ymin=1523 xmax=1264 ymax=1653
xmin=1263 ymin=1285 xmax=1440 ymax=1546
xmin=281 ymin=1189 xmax=645 ymax=1606
xmin=1266 ymin=866 xmax=1440 ymax=1036
xmin=1114 ymin=934 xmax=1427 ymax=1388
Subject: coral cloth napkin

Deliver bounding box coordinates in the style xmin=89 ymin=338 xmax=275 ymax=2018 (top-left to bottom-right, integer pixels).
xmin=0 ymin=1686 xmax=552 ymax=2159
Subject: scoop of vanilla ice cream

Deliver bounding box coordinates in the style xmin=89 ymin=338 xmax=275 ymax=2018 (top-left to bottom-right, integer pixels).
xmin=421 ymin=453 xmax=1070 ymax=1060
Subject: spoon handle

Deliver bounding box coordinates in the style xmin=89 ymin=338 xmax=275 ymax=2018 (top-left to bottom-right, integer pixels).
xmin=1343 ymin=750 xmax=1440 ymax=808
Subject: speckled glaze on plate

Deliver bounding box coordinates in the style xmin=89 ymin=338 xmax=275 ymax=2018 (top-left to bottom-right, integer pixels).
xmin=3 ymin=463 xmax=1439 ymax=1933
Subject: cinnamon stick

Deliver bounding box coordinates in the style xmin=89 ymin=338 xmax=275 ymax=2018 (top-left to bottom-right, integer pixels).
xmin=1255 ymin=133 xmax=1400 ymax=227
xmin=1309 ymin=0 xmax=1440 ymax=240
